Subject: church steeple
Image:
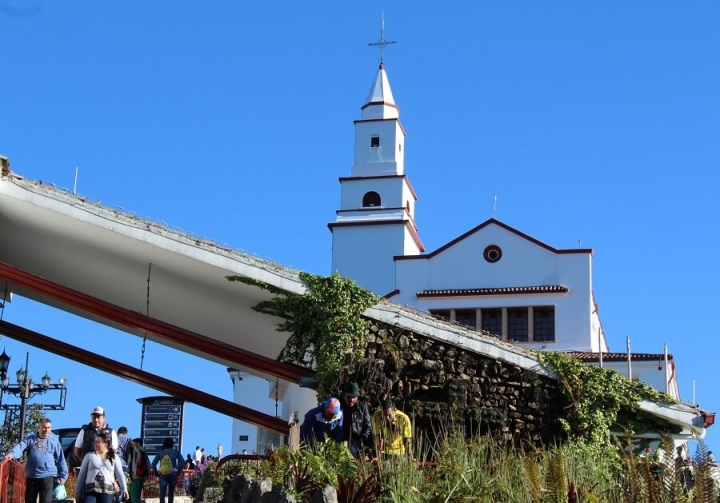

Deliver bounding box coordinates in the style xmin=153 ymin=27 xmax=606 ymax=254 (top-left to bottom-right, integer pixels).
xmin=328 ymin=28 xmax=423 ymax=296
xmin=362 ymin=13 xmax=399 ymax=122
xmin=361 ymin=64 xmax=398 ymax=120
xmin=350 ymin=65 xmax=405 ymax=177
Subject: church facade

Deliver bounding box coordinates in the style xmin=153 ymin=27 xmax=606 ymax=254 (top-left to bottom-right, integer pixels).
xmin=328 ymin=61 xmax=679 ymax=401
xmin=329 ymin=63 xmax=607 ymax=355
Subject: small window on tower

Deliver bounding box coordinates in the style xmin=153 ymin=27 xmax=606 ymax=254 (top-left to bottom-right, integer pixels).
xmin=362 ymin=191 xmax=381 ymax=207
xmin=370 ymin=136 xmax=380 ymax=148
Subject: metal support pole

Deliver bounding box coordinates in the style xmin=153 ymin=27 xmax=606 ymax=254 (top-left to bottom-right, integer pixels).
xmin=19 ymin=352 xmax=29 ymax=440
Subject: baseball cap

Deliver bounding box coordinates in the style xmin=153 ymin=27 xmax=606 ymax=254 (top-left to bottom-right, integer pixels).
xmin=91 ymin=406 xmax=105 ymax=416
xmin=324 ymin=398 xmax=341 ymax=415
xmin=342 ymin=382 xmax=360 ymax=397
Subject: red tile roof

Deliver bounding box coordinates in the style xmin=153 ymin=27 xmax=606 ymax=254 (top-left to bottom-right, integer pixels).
xmin=417 ymin=285 xmax=568 ymax=297
xmin=568 ymin=351 xmax=674 ymax=362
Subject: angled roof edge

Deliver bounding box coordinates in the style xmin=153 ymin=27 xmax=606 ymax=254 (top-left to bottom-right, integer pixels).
xmin=395 ymin=218 xmax=593 ymax=261
xmin=636 ymin=400 xmax=711 ymax=439
xmin=0 ymin=172 xmax=306 ymax=295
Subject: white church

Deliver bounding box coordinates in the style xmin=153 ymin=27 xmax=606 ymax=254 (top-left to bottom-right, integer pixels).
xmin=226 ymin=58 xmax=684 ymax=452
xmin=330 ymin=61 xmax=606 ymax=354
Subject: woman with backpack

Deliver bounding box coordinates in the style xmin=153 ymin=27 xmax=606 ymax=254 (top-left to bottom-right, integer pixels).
xmin=75 ymin=433 xmax=128 ymax=503
xmin=151 ymin=437 xmax=185 ymax=503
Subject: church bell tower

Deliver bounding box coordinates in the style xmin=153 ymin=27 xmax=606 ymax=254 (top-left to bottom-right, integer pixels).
xmin=328 ymin=27 xmax=423 ymax=296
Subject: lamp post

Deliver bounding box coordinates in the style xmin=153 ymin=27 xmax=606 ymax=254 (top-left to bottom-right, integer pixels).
xmin=0 ymin=349 xmax=68 ymax=440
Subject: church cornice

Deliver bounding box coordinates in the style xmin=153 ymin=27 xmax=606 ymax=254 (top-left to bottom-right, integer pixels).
xmin=328 ymin=218 xmax=424 ymax=252
xmin=353 ymin=117 xmax=407 ymax=136
xmin=361 ymin=101 xmax=400 ymax=112
xmin=337 ymin=174 xmax=418 ymax=200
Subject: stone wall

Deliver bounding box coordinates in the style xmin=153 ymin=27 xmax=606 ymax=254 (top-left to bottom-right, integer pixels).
xmin=344 ymin=319 xmax=567 ymax=447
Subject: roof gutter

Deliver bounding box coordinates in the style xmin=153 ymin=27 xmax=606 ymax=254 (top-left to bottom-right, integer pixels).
xmin=636 ymin=400 xmax=711 ymax=440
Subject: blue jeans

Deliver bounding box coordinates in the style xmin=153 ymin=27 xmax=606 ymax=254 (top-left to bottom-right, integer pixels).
xmin=158 ymin=472 xmax=178 ymax=503
xmin=82 ymin=492 xmax=114 ymax=503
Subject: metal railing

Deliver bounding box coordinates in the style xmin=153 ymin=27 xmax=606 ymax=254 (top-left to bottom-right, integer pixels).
xmin=0 ymin=458 xmax=25 ymax=503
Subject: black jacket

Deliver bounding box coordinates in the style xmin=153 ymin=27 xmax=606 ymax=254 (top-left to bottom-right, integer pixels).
xmin=80 ymin=423 xmax=114 ymax=458
xmin=341 ymin=400 xmax=372 ymax=448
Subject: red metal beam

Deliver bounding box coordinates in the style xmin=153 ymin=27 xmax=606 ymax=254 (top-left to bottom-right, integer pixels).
xmin=0 ymin=319 xmax=290 ymax=435
xmin=0 ymin=261 xmax=311 ymax=383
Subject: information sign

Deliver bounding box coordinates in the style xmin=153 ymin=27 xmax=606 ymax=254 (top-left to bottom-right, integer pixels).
xmin=138 ymin=396 xmax=184 ymax=457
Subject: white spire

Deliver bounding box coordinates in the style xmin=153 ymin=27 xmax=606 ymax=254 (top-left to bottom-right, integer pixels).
xmin=361 ymin=65 xmax=399 ymax=120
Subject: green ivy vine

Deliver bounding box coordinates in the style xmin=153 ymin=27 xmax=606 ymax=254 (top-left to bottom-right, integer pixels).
xmin=227 ymin=272 xmax=379 ymax=399
xmin=538 ymin=352 xmax=680 ymax=446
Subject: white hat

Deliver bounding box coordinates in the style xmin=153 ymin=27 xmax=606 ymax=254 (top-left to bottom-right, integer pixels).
xmin=91 ymin=406 xmax=105 ymax=416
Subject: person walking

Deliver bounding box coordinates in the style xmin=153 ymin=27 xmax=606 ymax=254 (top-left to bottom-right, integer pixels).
xmin=115 ymin=426 xmax=130 ymax=503
xmin=4 ymin=417 xmax=68 ymax=503
xmin=126 ymin=438 xmax=150 ymax=503
xmin=151 ymin=437 xmax=185 ymax=503
xmin=372 ymin=400 xmax=412 ymax=459
xmin=300 ymin=397 xmax=344 ymax=447
xmin=75 ymin=433 xmax=127 ymax=503
xmin=74 ymin=406 xmax=118 ymax=461
xmin=339 ymin=382 xmax=372 ymax=458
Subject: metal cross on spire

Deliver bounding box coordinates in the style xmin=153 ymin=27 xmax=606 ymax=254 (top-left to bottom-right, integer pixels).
xmin=367 ymin=12 xmax=396 ymax=66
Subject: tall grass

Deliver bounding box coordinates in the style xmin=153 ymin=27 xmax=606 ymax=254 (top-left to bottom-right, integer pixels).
xmin=226 ymin=432 xmax=720 ymax=502
xmin=372 ymin=430 xmax=719 ymax=502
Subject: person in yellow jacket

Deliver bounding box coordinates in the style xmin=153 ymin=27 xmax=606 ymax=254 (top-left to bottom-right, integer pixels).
xmin=371 ymin=399 xmax=412 ymax=459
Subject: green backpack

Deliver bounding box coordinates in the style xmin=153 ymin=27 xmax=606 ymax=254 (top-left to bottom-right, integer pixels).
xmin=158 ymin=453 xmax=174 ymax=475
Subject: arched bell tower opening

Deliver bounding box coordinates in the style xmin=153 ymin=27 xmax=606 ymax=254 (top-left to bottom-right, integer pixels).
xmin=362 ymin=191 xmax=381 ymax=207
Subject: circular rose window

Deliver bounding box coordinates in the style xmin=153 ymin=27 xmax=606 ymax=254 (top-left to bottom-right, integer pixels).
xmin=483 ymin=245 xmax=502 ymax=263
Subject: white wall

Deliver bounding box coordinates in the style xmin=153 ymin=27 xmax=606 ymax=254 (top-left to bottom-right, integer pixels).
xmin=393 ymin=222 xmax=598 ymax=351
xmin=229 ymin=371 xmax=279 ymax=455
xmin=595 ymin=360 xmax=679 ymax=400
xmin=332 ymin=224 xmax=407 ymax=295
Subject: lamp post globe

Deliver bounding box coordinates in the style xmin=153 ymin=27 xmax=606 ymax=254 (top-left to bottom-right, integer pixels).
xmin=0 ymin=349 xmax=10 ymax=377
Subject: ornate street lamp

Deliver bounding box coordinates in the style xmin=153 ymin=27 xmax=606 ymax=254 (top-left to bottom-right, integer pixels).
xmin=0 ymin=351 xmax=68 ymax=439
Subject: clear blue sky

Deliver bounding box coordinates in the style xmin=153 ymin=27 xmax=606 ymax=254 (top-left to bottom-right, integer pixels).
xmin=1 ymin=1 xmax=719 ymax=456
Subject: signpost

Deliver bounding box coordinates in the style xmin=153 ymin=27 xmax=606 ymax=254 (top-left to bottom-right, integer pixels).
xmin=138 ymin=396 xmax=184 ymax=456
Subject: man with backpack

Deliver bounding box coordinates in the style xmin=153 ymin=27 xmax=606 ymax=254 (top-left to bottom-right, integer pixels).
xmin=151 ymin=437 xmax=185 ymax=503
xmin=126 ymin=438 xmax=150 ymax=503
